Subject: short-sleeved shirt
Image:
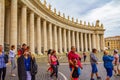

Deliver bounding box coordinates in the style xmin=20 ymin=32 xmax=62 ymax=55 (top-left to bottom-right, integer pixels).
xmin=9 ymin=50 xmax=16 ymax=58
xmin=18 ymin=48 xmax=24 ymax=56
xmin=68 ymin=51 xmax=81 ymax=68
xmin=50 ymin=55 xmax=57 ymax=65
xmin=113 ymin=54 xmax=119 ymax=65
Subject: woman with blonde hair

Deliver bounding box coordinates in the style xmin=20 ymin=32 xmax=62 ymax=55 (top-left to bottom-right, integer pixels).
xmin=103 ymin=50 xmax=114 ymax=80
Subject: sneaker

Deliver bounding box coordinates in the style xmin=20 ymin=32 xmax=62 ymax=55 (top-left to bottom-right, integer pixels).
xmin=97 ymin=76 xmax=101 ymax=79
xmin=114 ymin=73 xmax=117 ymax=76
xmin=11 ymin=74 xmax=16 ymax=77
xmin=117 ymin=74 xmax=120 ymax=76
xmin=90 ymin=78 xmax=95 ymax=80
xmin=48 ymin=77 xmax=53 ymax=80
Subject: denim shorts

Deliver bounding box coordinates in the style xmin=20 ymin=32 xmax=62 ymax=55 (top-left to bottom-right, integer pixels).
xmin=91 ymin=63 xmax=98 ymax=73
xmin=70 ymin=67 xmax=81 ymax=75
xmin=106 ymin=68 xmax=113 ymax=77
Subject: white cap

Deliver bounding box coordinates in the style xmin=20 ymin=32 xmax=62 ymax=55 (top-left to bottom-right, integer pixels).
xmin=114 ymin=49 xmax=118 ymax=53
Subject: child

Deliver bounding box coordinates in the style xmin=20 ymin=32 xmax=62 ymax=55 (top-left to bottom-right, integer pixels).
xmin=103 ymin=50 xmax=114 ymax=80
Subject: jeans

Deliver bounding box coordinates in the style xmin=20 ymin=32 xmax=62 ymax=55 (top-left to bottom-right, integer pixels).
xmin=50 ymin=65 xmax=58 ymax=78
xmin=0 ymin=67 xmax=6 ymax=80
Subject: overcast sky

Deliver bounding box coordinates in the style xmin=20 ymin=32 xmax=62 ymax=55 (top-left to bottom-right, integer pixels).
xmin=41 ymin=0 xmax=120 ymax=37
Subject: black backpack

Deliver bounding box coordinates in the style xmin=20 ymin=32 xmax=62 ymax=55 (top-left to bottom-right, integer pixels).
xmin=4 ymin=53 xmax=9 ymax=63
xmin=31 ymin=59 xmax=38 ymax=75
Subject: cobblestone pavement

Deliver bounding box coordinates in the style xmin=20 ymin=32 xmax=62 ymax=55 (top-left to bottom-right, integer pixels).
xmin=5 ymin=61 xmax=120 ymax=80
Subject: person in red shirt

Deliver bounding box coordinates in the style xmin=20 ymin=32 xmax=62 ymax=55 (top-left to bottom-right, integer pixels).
xmin=17 ymin=43 xmax=27 ymax=57
xmin=68 ymin=46 xmax=82 ymax=80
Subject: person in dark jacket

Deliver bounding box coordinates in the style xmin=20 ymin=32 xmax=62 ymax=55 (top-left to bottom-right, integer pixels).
xmin=17 ymin=49 xmax=37 ymax=80
xmin=103 ymin=50 xmax=114 ymax=80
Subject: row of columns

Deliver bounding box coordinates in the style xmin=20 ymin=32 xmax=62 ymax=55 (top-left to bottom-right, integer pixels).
xmin=1 ymin=0 xmax=105 ymax=54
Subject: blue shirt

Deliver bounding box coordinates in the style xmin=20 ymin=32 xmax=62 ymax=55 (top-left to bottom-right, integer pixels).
xmin=0 ymin=52 xmax=6 ymax=68
xmin=103 ymin=55 xmax=114 ymax=69
xmin=24 ymin=57 xmax=31 ymax=71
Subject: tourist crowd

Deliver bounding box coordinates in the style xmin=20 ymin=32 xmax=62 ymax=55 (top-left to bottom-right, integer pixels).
xmin=0 ymin=43 xmax=120 ymax=80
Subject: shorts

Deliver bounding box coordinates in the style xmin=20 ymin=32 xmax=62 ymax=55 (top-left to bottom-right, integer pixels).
xmin=70 ymin=67 xmax=81 ymax=75
xmin=114 ymin=64 xmax=120 ymax=70
xmin=91 ymin=63 xmax=98 ymax=73
xmin=106 ymin=68 xmax=113 ymax=77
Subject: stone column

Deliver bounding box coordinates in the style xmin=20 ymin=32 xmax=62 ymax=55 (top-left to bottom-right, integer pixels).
xmin=72 ymin=31 xmax=75 ymax=46
xmin=0 ymin=3 xmax=1 ymax=44
xmin=100 ymin=34 xmax=104 ymax=50
xmin=36 ymin=17 xmax=42 ymax=54
xmin=48 ymin=23 xmax=52 ymax=49
xmin=10 ymin=0 xmax=17 ymax=51
xmin=84 ymin=33 xmax=88 ymax=52
xmin=29 ymin=12 xmax=35 ymax=53
xmin=63 ymin=29 xmax=67 ymax=52
xmin=80 ymin=33 xmax=84 ymax=51
xmin=53 ymin=25 xmax=58 ymax=53
xmin=21 ymin=5 xmax=27 ymax=44
xmin=88 ymin=34 xmax=92 ymax=51
xmin=43 ymin=20 xmax=47 ymax=52
xmin=0 ymin=0 xmax=5 ymax=46
xmin=67 ymin=30 xmax=71 ymax=52
xmin=96 ymin=34 xmax=100 ymax=51
xmin=92 ymin=34 xmax=96 ymax=48
xmin=76 ymin=32 xmax=80 ymax=52
xmin=5 ymin=8 xmax=10 ymax=44
xmin=58 ymin=27 xmax=62 ymax=53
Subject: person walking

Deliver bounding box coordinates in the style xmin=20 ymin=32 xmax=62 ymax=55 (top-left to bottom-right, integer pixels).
xmin=113 ymin=49 xmax=120 ymax=76
xmin=9 ymin=45 xmax=16 ymax=77
xmin=83 ymin=52 xmax=87 ymax=62
xmin=103 ymin=50 xmax=114 ymax=80
xmin=68 ymin=46 xmax=82 ymax=80
xmin=0 ymin=45 xmax=7 ymax=80
xmin=47 ymin=49 xmax=52 ymax=73
xmin=49 ymin=50 xmax=59 ymax=80
xmin=90 ymin=48 xmax=101 ymax=80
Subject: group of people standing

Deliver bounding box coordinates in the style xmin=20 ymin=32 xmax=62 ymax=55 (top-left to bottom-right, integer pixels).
xmin=0 ymin=43 xmax=37 ymax=80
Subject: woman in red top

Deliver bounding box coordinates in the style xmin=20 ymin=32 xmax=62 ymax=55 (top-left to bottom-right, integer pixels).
xmin=50 ymin=50 xmax=59 ymax=79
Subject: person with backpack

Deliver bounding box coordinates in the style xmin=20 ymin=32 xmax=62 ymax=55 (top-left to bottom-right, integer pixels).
xmin=68 ymin=46 xmax=82 ymax=80
xmin=49 ymin=50 xmax=59 ymax=80
xmin=0 ymin=45 xmax=7 ymax=80
xmin=9 ymin=45 xmax=16 ymax=77
xmin=103 ymin=50 xmax=114 ymax=80
xmin=17 ymin=47 xmax=38 ymax=80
